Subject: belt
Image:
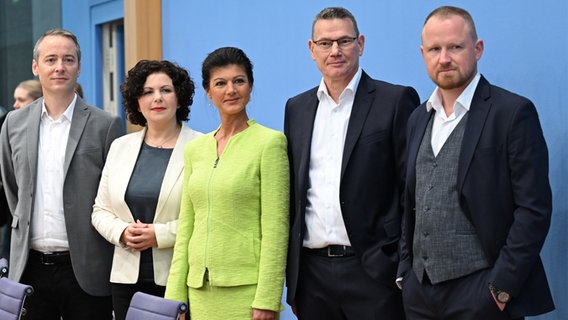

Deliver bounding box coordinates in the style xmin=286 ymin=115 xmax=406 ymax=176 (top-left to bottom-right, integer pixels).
xmin=304 ymin=245 xmax=355 ymax=257
xmin=30 ymin=249 xmax=71 ymax=266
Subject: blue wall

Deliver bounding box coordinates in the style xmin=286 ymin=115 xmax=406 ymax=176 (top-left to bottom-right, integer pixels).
xmin=162 ymin=3 xmax=567 ymax=318
xmin=64 ymin=1 xmax=568 ymax=319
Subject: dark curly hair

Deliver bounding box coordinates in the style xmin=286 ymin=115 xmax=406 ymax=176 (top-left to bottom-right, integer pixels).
xmin=201 ymin=47 xmax=254 ymax=91
xmin=121 ymin=60 xmax=195 ymax=126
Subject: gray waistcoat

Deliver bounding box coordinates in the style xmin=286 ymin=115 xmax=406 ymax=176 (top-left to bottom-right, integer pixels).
xmin=412 ymin=113 xmax=489 ymax=284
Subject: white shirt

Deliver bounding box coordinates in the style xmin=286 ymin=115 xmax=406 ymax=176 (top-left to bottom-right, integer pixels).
xmin=303 ymin=68 xmax=363 ymax=248
xmin=30 ymin=95 xmax=76 ymax=253
xmin=427 ymin=73 xmax=481 ymax=156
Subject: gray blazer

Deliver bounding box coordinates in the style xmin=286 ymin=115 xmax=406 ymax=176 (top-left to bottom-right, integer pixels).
xmin=0 ymin=97 xmax=123 ymax=296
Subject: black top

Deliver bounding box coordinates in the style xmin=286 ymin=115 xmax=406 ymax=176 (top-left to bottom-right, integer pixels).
xmin=125 ymin=142 xmax=172 ymax=283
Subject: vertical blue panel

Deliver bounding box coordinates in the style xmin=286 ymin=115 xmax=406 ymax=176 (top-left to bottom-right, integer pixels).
xmin=61 ymin=0 xmax=123 ymax=112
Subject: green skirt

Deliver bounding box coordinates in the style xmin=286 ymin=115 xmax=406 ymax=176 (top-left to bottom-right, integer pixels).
xmin=188 ymin=282 xmax=281 ymax=320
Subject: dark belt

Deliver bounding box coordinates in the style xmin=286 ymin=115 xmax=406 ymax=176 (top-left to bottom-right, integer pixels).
xmin=30 ymin=249 xmax=71 ymax=266
xmin=304 ymin=245 xmax=355 ymax=257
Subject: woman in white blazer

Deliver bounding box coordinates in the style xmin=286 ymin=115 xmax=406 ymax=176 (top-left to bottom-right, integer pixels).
xmin=92 ymin=60 xmax=202 ymax=320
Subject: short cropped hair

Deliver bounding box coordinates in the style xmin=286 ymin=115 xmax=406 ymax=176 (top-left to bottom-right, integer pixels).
xmin=33 ymin=29 xmax=81 ymax=62
xmin=312 ymin=7 xmax=360 ymax=39
xmin=424 ymin=6 xmax=478 ymax=41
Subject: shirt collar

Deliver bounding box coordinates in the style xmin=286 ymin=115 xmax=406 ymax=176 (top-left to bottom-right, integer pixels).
xmin=41 ymin=93 xmax=77 ymax=122
xmin=426 ymin=73 xmax=481 ymax=114
xmin=317 ymin=67 xmax=363 ymax=101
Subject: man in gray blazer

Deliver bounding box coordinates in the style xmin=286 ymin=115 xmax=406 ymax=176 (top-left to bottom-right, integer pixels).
xmin=0 ymin=29 xmax=123 ymax=320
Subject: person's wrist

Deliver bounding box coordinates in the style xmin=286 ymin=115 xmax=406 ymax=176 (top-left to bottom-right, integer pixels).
xmin=489 ymin=283 xmax=510 ymax=304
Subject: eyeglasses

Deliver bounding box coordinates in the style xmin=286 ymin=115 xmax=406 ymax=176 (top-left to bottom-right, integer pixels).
xmin=312 ymin=37 xmax=358 ymax=50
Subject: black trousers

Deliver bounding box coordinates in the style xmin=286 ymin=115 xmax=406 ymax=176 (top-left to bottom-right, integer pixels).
xmin=20 ymin=251 xmax=112 ymax=320
xmin=295 ymin=249 xmax=404 ymax=320
xmin=402 ymin=268 xmax=524 ymax=320
xmin=111 ymin=281 xmax=166 ymax=320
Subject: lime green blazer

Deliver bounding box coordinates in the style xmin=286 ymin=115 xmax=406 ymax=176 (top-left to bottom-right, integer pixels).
xmin=166 ymin=120 xmax=289 ymax=312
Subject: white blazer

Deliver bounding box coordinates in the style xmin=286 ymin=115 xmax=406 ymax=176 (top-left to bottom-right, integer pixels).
xmin=92 ymin=124 xmax=202 ymax=285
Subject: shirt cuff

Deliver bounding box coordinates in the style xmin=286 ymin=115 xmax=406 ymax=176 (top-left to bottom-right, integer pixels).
xmin=396 ymin=277 xmax=403 ymax=290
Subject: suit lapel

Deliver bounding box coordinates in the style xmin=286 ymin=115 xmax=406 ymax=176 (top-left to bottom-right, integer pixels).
xmin=408 ymin=106 xmax=433 ymax=199
xmin=64 ymin=99 xmax=89 ymax=177
xmin=296 ymin=90 xmax=319 ymax=189
xmin=26 ymin=100 xmax=43 ymax=184
xmin=341 ymin=72 xmax=374 ymax=178
xmin=116 ymin=130 xmax=145 ymax=219
xmin=457 ymin=76 xmax=492 ymax=193
xmin=154 ymin=125 xmax=188 ymax=219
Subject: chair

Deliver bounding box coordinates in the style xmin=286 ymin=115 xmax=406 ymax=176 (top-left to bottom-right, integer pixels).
xmin=0 ymin=258 xmax=7 ymax=278
xmin=125 ymin=291 xmax=188 ymax=320
xmin=0 ymin=277 xmax=34 ymax=320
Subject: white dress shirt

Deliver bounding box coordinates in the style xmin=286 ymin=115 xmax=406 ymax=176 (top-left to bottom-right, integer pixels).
xmin=427 ymin=73 xmax=481 ymax=156
xmin=30 ymin=95 xmax=76 ymax=253
xmin=303 ymin=68 xmax=362 ymax=249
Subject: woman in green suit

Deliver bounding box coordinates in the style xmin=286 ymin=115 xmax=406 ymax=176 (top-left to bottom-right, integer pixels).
xmin=165 ymin=47 xmax=289 ymax=320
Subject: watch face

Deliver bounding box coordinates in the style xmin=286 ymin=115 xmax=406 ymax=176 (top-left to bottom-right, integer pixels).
xmin=497 ymin=291 xmax=510 ymax=303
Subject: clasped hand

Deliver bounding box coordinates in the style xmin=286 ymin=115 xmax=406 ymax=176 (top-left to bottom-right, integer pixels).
xmin=120 ymin=219 xmax=157 ymax=251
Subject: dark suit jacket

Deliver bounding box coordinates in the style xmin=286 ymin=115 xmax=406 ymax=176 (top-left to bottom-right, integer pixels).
xmin=398 ymin=76 xmax=554 ymax=318
xmin=0 ymin=97 xmax=123 ymax=296
xmin=284 ymin=71 xmax=419 ymax=304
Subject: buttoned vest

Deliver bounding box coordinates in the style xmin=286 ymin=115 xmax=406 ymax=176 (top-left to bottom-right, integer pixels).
xmin=412 ymin=113 xmax=489 ymax=284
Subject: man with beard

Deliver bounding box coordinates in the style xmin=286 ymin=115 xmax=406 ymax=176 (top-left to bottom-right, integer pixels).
xmin=397 ymin=6 xmax=554 ymax=320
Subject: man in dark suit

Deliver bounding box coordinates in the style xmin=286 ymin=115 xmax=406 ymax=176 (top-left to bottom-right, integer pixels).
xmin=398 ymin=6 xmax=554 ymax=320
xmin=284 ymin=7 xmax=419 ymax=319
xmin=0 ymin=29 xmax=123 ymax=320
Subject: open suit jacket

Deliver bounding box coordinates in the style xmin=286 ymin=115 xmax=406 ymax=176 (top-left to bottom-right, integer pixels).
xmin=91 ymin=124 xmax=202 ymax=286
xmin=398 ymin=76 xmax=554 ymax=318
xmin=284 ymin=71 xmax=419 ymax=304
xmin=0 ymin=97 xmax=123 ymax=296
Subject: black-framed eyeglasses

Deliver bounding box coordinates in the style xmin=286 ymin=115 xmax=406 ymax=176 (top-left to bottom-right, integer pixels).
xmin=312 ymin=37 xmax=358 ymax=50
